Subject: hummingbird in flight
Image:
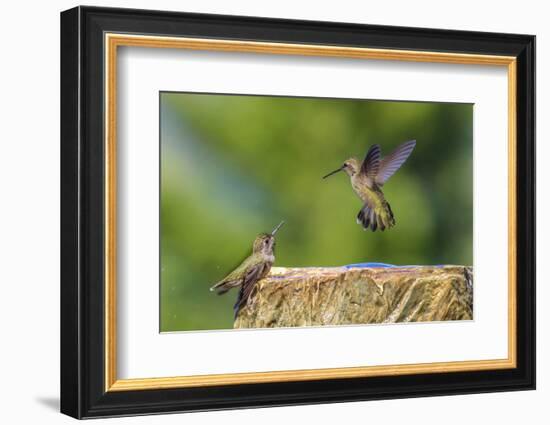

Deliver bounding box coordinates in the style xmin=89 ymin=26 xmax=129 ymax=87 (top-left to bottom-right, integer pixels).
xmin=210 ymin=221 xmax=285 ymax=317
xmin=323 ymin=140 xmax=416 ymax=231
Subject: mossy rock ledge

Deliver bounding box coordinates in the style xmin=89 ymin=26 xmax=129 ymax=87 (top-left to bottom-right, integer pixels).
xmin=234 ymin=265 xmax=473 ymax=329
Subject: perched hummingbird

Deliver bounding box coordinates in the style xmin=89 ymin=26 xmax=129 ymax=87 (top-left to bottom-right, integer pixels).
xmin=323 ymin=140 xmax=416 ymax=231
xmin=210 ymin=221 xmax=285 ymax=317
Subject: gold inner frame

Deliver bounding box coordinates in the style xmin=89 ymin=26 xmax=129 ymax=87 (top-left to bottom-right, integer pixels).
xmin=104 ymin=33 xmax=517 ymax=392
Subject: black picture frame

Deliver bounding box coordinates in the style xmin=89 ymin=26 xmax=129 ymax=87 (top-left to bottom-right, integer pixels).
xmin=61 ymin=5 xmax=535 ymax=419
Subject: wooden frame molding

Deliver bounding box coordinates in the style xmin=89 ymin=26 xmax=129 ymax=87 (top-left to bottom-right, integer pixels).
xmin=104 ymin=33 xmax=518 ymax=392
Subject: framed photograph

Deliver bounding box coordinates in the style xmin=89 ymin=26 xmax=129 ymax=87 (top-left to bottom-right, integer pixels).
xmin=60 ymin=6 xmax=535 ymax=419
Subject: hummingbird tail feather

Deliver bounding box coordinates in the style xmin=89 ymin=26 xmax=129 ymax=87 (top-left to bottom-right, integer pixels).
xmin=357 ymin=206 xmax=371 ymax=229
xmin=386 ymin=202 xmax=395 ymax=227
xmin=357 ymin=202 xmax=395 ymax=232
xmin=213 ymin=286 xmax=230 ymax=295
xmin=210 ymin=279 xmax=238 ymax=295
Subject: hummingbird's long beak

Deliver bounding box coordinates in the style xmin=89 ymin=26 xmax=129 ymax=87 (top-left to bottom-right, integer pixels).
xmin=271 ymin=221 xmax=285 ymax=235
xmin=322 ymin=166 xmax=343 ymax=179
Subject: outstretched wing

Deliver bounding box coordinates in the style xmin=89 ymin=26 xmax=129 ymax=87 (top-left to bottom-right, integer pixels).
xmin=360 ymin=144 xmax=381 ymax=178
xmin=375 ymin=140 xmax=416 ymax=185
xmin=233 ymin=263 xmax=266 ymax=317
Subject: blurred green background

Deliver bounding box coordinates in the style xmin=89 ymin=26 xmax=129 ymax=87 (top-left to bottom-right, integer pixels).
xmin=160 ymin=92 xmax=473 ymax=332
